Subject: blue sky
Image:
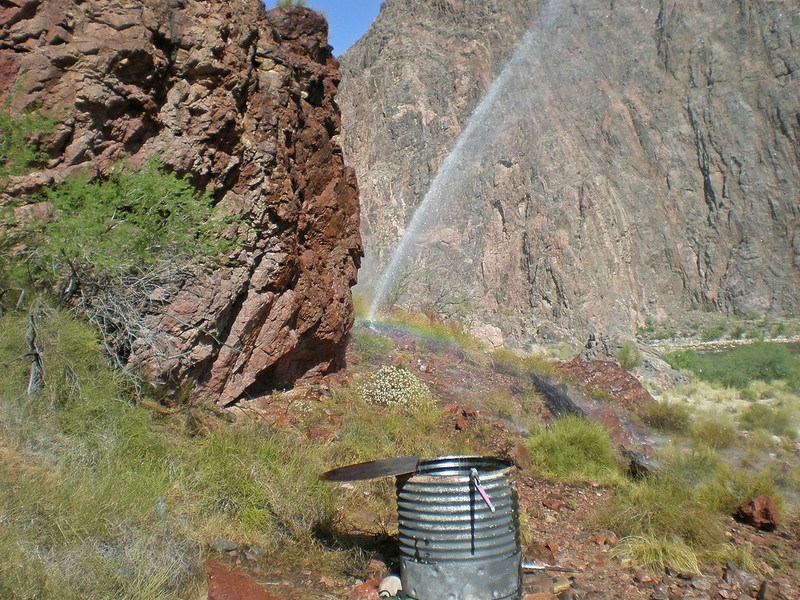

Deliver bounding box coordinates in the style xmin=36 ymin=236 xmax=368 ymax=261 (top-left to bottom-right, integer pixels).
xmin=268 ymin=1 xmax=384 ymax=56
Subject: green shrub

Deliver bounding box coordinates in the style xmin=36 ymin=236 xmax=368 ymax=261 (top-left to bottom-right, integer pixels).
xmin=616 ymin=340 xmax=643 ymax=369
xmin=663 ymin=343 xmax=800 ymax=390
xmin=641 ymin=400 xmax=690 ymax=433
xmin=358 ymin=366 xmax=434 ymax=408
xmin=276 ymin=0 xmax=307 ymax=6
xmin=526 ymin=415 xmax=620 ymax=483
xmin=33 ymin=158 xmax=232 ymax=276
xmin=0 ymin=107 xmax=56 ymax=183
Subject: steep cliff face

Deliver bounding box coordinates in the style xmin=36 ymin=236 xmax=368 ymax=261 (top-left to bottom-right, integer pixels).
xmin=340 ymin=0 xmax=799 ymax=344
xmin=1 ymin=0 xmax=361 ymax=403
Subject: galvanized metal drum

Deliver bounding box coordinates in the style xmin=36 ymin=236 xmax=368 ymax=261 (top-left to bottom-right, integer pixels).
xmin=396 ymin=456 xmax=521 ymax=600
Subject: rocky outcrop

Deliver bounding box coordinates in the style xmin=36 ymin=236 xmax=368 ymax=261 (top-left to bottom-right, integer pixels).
xmin=339 ymin=0 xmax=799 ymax=345
xmin=1 ymin=0 xmax=361 ymax=403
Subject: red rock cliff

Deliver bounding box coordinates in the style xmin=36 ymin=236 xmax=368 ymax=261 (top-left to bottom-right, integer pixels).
xmin=1 ymin=0 xmax=362 ymax=404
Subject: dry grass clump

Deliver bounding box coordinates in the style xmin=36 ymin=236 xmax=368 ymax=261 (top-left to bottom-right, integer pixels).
xmin=687 ymin=411 xmax=738 ymax=449
xmin=641 ymin=400 xmax=691 ymax=433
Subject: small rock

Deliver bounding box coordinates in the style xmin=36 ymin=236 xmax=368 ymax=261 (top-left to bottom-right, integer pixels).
xmin=455 ymin=416 xmax=470 ymax=431
xmin=525 ymin=542 xmax=556 ymax=564
xmin=552 ymin=578 xmax=572 ymax=594
xmin=757 ymin=581 xmax=780 ymax=600
xmin=542 ymin=498 xmax=564 ymax=511
xmin=349 ymin=578 xmax=381 ymax=600
xmin=366 ymin=557 xmax=388 ymax=579
xmin=724 ymin=568 xmax=759 ymax=593
xmin=461 ymin=405 xmax=478 ymax=418
xmin=650 ymin=583 xmax=669 ymax=600
xmin=206 ymin=560 xmax=279 ymax=600
xmin=306 ymin=427 xmax=335 ymax=442
xmin=319 ymin=576 xmax=336 ymax=589
xmin=209 ymin=538 xmax=238 ymax=553
xmin=508 ymin=443 xmax=533 ymax=469
xmin=523 ymin=594 xmax=558 ymax=600
xmin=734 ymin=495 xmax=780 ymax=530
xmin=378 ymin=574 xmax=402 ymax=598
xmin=690 ymin=576 xmax=713 ymax=591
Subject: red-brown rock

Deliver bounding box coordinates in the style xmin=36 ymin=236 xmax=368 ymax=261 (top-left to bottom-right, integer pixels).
xmin=348 ymin=578 xmax=380 ymax=600
xmin=206 ymin=560 xmax=279 ymax=600
xmin=735 ymin=495 xmax=780 ymax=531
xmin=1 ymin=1 xmax=361 ymax=404
xmin=558 ymin=359 xmax=654 ymax=412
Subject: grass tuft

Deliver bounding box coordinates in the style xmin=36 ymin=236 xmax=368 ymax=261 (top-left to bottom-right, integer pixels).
xmin=526 ymin=415 xmax=621 ymax=483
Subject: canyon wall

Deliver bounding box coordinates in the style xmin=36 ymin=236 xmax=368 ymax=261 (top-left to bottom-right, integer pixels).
xmin=340 ymin=0 xmax=799 ymax=346
xmin=1 ymin=0 xmax=361 ymax=403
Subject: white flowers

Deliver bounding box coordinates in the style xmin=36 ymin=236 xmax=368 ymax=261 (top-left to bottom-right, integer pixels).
xmin=359 ymin=366 xmax=434 ymax=409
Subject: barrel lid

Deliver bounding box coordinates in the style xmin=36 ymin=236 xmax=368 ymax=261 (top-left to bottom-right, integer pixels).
xmin=320 ymin=455 xmax=420 ymax=481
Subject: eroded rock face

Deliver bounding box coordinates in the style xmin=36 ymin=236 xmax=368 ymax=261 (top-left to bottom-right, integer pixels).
xmin=1 ymin=0 xmax=361 ymax=403
xmin=340 ymin=0 xmax=799 ymax=344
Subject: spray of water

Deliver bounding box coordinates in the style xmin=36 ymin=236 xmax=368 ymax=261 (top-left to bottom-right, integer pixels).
xmin=367 ymin=27 xmax=541 ymax=322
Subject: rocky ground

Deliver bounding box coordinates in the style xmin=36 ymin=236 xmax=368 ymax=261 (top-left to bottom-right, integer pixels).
xmin=202 ymin=321 xmax=800 ymax=600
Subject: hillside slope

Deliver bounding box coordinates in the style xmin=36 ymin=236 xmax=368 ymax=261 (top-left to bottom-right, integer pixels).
xmin=339 ymin=0 xmax=800 ymax=345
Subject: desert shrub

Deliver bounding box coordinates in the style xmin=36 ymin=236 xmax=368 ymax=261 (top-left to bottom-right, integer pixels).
xmin=738 ymin=403 xmax=797 ymax=439
xmin=276 ymin=0 xmax=307 ymax=6
xmin=616 ymin=340 xmax=643 ymax=369
xmin=0 ymin=308 xmax=199 ymax=598
xmin=729 ymin=325 xmax=746 ymax=339
xmin=358 ymin=366 xmax=434 ymax=408
xmin=664 ymin=343 xmax=800 ymax=390
xmin=661 ymin=380 xmax=740 ymax=405
xmin=526 ymin=415 xmax=620 ymax=483
xmin=351 ymin=329 xmax=394 ymax=364
xmin=641 ymin=400 xmax=690 ymax=433
xmin=0 ymin=306 xmax=340 ymax=596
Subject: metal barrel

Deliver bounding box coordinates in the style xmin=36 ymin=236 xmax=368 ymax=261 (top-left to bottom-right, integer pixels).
xmin=396 ymin=456 xmax=521 ymax=600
